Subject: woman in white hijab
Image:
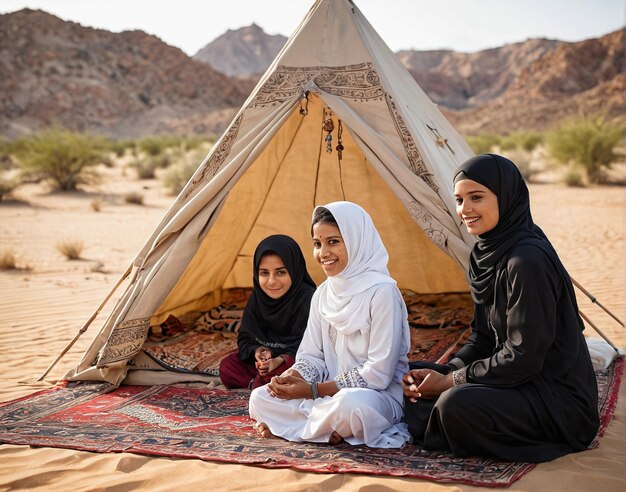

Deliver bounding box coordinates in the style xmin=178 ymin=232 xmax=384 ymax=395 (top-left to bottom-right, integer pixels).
xmin=248 ymin=201 xmax=411 ymax=448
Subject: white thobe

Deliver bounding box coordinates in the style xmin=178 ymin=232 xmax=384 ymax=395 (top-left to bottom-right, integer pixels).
xmin=249 ymin=283 xmax=412 ymax=448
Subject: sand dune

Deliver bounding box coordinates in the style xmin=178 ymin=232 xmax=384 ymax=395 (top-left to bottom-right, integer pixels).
xmin=0 ymin=166 xmax=624 ymax=490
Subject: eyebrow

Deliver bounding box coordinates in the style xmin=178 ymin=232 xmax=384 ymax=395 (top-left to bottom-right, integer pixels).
xmin=454 ymin=190 xmax=486 ymax=197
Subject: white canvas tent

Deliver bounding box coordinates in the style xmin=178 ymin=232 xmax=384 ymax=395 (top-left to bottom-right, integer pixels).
xmin=61 ymin=0 xmax=477 ymax=386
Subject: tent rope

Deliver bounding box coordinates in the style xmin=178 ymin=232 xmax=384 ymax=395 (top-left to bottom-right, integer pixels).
xmin=579 ymin=310 xmax=620 ymax=353
xmin=571 ymin=276 xmax=624 ymax=327
xmin=29 ymin=264 xmax=134 ymax=383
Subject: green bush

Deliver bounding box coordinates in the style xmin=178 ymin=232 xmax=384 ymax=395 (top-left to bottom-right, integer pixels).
xmin=547 ymin=116 xmax=623 ymax=184
xmin=13 ymin=128 xmax=106 ymax=190
xmin=124 ymin=191 xmax=144 ymax=205
xmin=500 ymin=131 xmax=544 ymax=153
xmin=466 ymin=133 xmax=501 ymax=155
xmin=160 ymin=148 xmax=207 ymax=195
xmin=138 ymin=134 xmax=183 ymax=156
xmin=107 ymin=138 xmax=136 ymax=158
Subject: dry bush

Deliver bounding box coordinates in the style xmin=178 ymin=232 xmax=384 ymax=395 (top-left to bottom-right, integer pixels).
xmin=90 ymin=199 xmax=103 ymax=212
xmin=56 ymin=239 xmax=85 ymax=260
xmin=124 ymin=192 xmax=144 ymax=205
xmin=0 ymin=178 xmax=18 ymax=201
xmin=0 ymin=248 xmax=18 ymax=270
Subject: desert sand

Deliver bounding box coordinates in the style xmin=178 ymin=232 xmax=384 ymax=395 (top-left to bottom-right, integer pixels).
xmin=0 ymin=162 xmax=624 ymax=491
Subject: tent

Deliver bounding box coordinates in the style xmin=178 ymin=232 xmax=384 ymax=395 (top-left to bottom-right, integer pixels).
xmin=61 ymin=0 xmax=476 ymax=386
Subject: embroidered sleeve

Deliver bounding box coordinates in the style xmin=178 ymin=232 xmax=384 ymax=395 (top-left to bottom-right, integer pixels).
xmin=334 ymin=368 xmax=368 ymax=389
xmin=291 ymin=359 xmax=320 ymax=383
xmin=452 ymin=367 xmax=468 ymax=387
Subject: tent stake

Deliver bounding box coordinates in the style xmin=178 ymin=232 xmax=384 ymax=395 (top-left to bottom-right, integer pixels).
xmin=579 ymin=310 xmax=620 ymax=352
xmin=30 ymin=264 xmax=133 ymax=383
xmin=571 ymin=277 xmax=624 ymax=327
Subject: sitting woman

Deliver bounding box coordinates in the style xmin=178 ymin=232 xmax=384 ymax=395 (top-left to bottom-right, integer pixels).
xmin=249 ymin=201 xmax=412 ymax=448
xmin=403 ymin=154 xmax=600 ymax=462
xmin=219 ymin=234 xmax=315 ymax=389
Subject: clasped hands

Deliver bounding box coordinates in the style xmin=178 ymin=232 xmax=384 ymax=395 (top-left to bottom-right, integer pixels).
xmin=266 ymin=369 xmax=310 ymax=400
xmin=402 ymin=368 xmax=453 ymax=402
xmin=254 ymin=346 xmax=283 ymax=376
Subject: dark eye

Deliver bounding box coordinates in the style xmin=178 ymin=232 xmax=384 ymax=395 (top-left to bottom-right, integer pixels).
xmin=329 ymin=239 xmax=339 ymax=245
xmin=471 ymin=195 xmax=481 ymax=201
xmin=455 ymin=198 xmax=462 ymax=205
xmin=313 ymin=241 xmax=320 ymax=248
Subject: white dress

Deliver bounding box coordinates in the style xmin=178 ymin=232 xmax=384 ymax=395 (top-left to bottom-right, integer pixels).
xmin=249 ymin=282 xmax=412 ymax=448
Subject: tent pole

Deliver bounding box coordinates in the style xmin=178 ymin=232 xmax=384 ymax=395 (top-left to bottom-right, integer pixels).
xmin=579 ymin=310 xmax=620 ymax=352
xmin=30 ymin=264 xmax=134 ymax=383
xmin=571 ymin=277 xmax=624 ymax=327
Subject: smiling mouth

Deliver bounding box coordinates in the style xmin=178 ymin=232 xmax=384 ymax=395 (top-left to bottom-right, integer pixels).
xmin=463 ymin=217 xmax=480 ymax=224
xmin=321 ymin=259 xmax=337 ymax=266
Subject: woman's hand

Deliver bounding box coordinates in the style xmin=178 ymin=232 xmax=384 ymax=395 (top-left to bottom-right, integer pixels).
xmin=267 ymin=375 xmax=312 ymax=400
xmin=403 ymin=369 xmax=453 ymax=401
xmin=256 ymin=356 xmax=284 ymax=376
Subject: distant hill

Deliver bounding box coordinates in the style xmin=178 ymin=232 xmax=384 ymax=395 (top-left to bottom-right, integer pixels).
xmin=451 ymin=30 xmax=625 ymax=134
xmin=0 ymin=9 xmax=249 ymax=139
xmin=193 ymin=24 xmax=287 ymax=78
xmin=0 ymin=10 xmax=623 ymax=139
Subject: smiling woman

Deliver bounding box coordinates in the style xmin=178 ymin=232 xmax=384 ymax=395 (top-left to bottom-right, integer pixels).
xmin=218 ymin=234 xmax=316 ymax=390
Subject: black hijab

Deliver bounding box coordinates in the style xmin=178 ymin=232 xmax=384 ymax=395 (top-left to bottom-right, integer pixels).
xmin=238 ymin=234 xmax=316 ymax=361
xmin=454 ymin=154 xmax=544 ymax=304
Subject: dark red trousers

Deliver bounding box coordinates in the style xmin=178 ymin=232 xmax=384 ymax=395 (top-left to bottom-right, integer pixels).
xmin=219 ymin=351 xmax=295 ymax=389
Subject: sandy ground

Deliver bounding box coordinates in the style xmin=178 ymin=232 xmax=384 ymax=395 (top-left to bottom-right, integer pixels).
xmin=0 ymin=163 xmax=624 ymax=491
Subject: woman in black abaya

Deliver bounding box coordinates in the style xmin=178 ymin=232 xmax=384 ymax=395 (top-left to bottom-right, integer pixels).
xmin=219 ymin=235 xmax=315 ymax=389
xmin=403 ymin=154 xmax=599 ymax=463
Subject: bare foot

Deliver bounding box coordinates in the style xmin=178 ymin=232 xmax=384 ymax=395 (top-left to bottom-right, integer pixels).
xmin=255 ymin=422 xmax=276 ymax=439
xmin=328 ymin=431 xmax=344 ymax=445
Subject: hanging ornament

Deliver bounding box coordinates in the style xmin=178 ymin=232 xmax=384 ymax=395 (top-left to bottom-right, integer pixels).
xmin=336 ymin=119 xmax=344 ymax=161
xmin=323 ymin=107 xmax=335 ymax=153
xmin=299 ymin=93 xmax=309 ymax=116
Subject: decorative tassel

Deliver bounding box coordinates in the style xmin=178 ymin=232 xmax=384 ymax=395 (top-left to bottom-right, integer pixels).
xmin=336 ymin=119 xmax=344 ymax=161
xmin=299 ymin=93 xmax=309 ymax=116
xmin=323 ymin=107 xmax=335 ymax=153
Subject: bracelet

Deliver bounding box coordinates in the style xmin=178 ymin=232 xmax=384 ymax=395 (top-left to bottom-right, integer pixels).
xmin=310 ymin=382 xmax=320 ymax=399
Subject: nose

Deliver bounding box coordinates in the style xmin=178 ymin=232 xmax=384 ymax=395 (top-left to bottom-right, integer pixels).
xmin=267 ymin=273 xmax=279 ymax=286
xmin=461 ymin=199 xmax=472 ymax=215
xmin=319 ymin=242 xmax=329 ymax=258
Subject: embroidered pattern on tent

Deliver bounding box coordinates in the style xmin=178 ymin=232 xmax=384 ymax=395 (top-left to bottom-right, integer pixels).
xmin=386 ymin=94 xmax=439 ymax=193
xmin=249 ymin=63 xmax=384 ymax=107
xmin=406 ymin=201 xmax=448 ymax=249
xmin=97 ymin=317 xmax=151 ymax=366
xmin=183 ymin=112 xmax=244 ymax=199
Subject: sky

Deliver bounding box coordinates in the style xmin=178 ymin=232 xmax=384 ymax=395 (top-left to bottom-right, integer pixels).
xmin=1 ymin=0 xmax=624 ymax=55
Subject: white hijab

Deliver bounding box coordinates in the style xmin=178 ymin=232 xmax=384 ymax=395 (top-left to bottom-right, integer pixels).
xmin=315 ymin=201 xmax=396 ymax=335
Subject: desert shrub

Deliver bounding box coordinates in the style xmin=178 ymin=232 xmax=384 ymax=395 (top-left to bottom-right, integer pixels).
xmin=466 ymin=133 xmax=501 ymax=155
xmin=137 ymin=134 xmax=183 ymax=156
xmin=503 ymin=149 xmax=536 ymax=182
xmin=500 ymin=131 xmax=544 ymax=153
xmin=0 ymin=178 xmax=18 ymax=201
xmin=124 ymin=191 xmax=144 ymax=205
xmin=130 ymin=153 xmax=175 ymax=179
xmin=160 ymin=148 xmax=207 ymax=195
xmin=13 ymin=128 xmax=106 ymax=190
xmin=90 ymin=198 xmax=103 ymax=212
xmin=547 ymin=116 xmax=623 ymax=184
xmin=56 ymin=239 xmax=84 ymax=260
xmin=562 ymin=165 xmax=586 ymax=187
xmin=107 ymin=138 xmax=136 ymax=158
xmin=0 ymin=248 xmax=18 ymax=270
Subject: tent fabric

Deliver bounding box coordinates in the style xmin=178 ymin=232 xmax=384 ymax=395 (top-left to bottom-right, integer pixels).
xmin=66 ymin=0 xmax=476 ymax=386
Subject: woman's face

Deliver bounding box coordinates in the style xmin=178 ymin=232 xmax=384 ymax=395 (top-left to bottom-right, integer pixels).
xmin=257 ymin=253 xmax=292 ymax=299
xmin=312 ymin=221 xmax=348 ymax=277
xmin=454 ymin=178 xmax=499 ymax=235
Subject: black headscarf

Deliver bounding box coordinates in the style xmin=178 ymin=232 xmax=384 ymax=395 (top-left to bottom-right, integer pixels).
xmin=454 ymin=154 xmax=545 ymax=304
xmin=238 ymin=234 xmax=316 ymax=361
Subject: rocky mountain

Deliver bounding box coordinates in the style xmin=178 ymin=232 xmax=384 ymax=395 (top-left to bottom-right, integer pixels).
xmin=0 ymin=9 xmax=249 ymax=138
xmin=193 ymin=24 xmax=287 ymax=78
xmin=452 ymin=30 xmax=625 ymax=134
xmin=396 ymin=38 xmax=563 ymax=110
xmin=0 ymin=10 xmax=623 ymax=139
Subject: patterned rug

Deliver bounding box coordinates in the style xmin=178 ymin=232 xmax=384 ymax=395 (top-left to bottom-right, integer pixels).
xmin=0 ymin=358 xmax=621 ymax=487
xmin=140 ymin=291 xmax=473 ymax=376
